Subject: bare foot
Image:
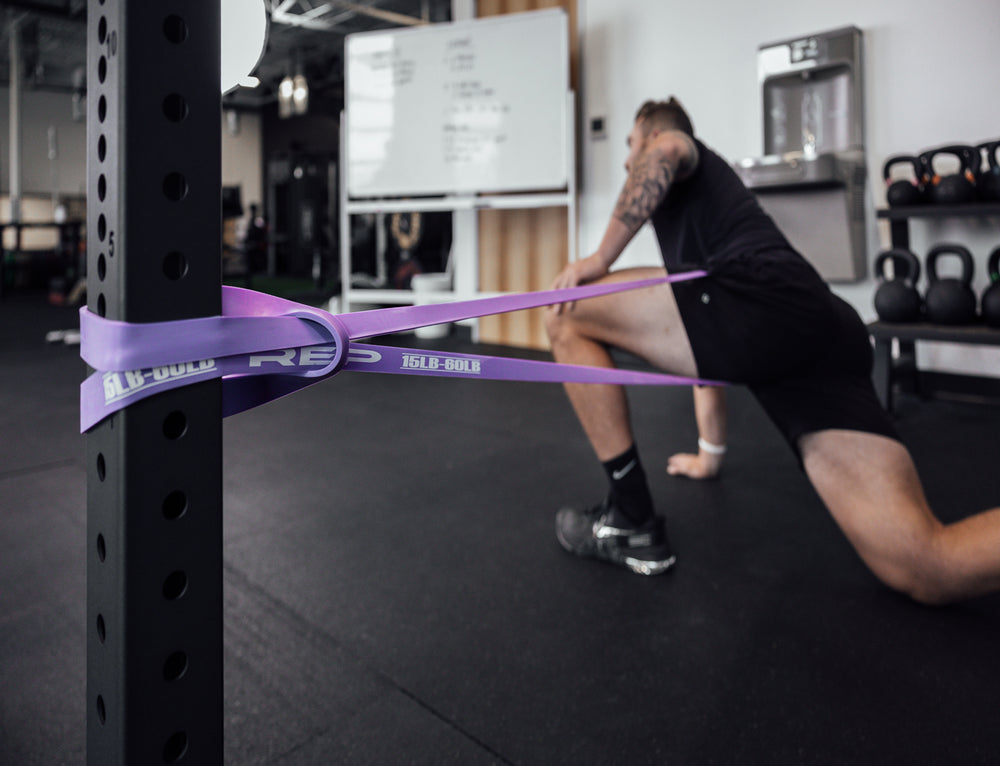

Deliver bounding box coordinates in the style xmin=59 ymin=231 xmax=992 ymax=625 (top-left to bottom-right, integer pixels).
xmin=666 ymin=451 xmax=722 ymax=480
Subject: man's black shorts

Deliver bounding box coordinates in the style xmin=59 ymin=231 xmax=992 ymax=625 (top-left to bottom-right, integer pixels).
xmin=671 ymin=251 xmax=900 ymax=457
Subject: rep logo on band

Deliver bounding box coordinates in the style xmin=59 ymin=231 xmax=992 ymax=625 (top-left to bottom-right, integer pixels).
xmin=247 ymin=346 xmax=383 ymax=368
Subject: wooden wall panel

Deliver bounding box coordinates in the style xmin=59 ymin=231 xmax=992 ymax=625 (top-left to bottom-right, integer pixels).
xmin=478 ymin=207 xmax=568 ymax=348
xmin=476 ymin=0 xmax=578 ymax=349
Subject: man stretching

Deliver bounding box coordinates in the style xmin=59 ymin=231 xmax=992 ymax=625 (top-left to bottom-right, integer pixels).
xmin=546 ymin=98 xmax=1000 ymax=604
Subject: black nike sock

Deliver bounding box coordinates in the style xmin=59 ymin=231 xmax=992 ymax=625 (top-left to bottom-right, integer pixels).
xmin=601 ymin=445 xmax=654 ymax=525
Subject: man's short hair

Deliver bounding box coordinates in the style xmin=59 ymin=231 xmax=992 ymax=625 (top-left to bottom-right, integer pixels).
xmin=635 ymin=98 xmax=695 ymax=138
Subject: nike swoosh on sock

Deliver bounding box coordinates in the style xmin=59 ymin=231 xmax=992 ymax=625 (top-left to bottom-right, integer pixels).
xmin=612 ymin=458 xmax=637 ymax=480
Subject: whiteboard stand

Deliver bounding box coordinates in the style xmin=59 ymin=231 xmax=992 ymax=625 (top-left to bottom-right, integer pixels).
xmin=338 ymin=90 xmax=577 ymax=324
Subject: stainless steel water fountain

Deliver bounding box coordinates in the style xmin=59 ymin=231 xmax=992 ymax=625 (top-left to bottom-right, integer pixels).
xmin=734 ymin=26 xmax=867 ymax=282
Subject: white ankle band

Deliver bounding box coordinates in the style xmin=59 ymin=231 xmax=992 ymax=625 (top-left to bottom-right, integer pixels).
xmin=698 ymin=437 xmax=727 ymax=455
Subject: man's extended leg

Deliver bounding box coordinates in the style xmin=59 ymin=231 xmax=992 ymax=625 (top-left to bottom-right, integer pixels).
xmin=545 ymin=267 xmax=698 ymax=575
xmin=801 ymin=429 xmax=1000 ymax=604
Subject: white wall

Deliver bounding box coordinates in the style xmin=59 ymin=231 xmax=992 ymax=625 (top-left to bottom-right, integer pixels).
xmin=222 ymin=109 xmax=263 ymax=231
xmin=577 ymin=0 xmax=1000 ymax=376
xmin=0 ymin=87 xmax=87 ymax=197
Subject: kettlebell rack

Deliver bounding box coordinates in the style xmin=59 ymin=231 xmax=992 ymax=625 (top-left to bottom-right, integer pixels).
xmin=870 ymin=202 xmax=1000 ymax=412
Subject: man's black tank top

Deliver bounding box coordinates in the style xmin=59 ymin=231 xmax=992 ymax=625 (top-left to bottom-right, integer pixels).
xmin=649 ymin=138 xmax=796 ymax=271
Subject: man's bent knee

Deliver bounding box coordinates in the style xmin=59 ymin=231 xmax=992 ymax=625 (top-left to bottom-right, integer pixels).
xmin=886 ymin=570 xmax=954 ymax=607
xmin=866 ymin=531 xmax=957 ymax=606
xmin=544 ymin=306 xmax=575 ymax=356
xmin=544 ymin=300 xmax=616 ymax=358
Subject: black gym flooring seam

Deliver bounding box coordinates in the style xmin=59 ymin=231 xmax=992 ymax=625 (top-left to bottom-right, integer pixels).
xmin=0 ymin=457 xmax=80 ymax=482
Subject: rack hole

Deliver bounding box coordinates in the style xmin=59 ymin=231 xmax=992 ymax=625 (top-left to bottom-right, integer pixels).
xmin=97 ymin=254 xmax=106 ymax=280
xmin=98 ymin=174 xmax=106 ymax=201
xmin=98 ymin=135 xmax=106 ymax=162
xmin=163 ymin=491 xmax=188 ymax=520
xmin=97 ymin=294 xmax=106 ymax=318
xmin=163 ymin=411 xmax=187 ymax=440
xmin=163 ymin=15 xmax=188 ymax=44
xmin=162 ymin=94 xmax=188 ymax=123
xmin=96 ymin=695 xmax=106 ymax=725
xmin=98 ymin=95 xmax=106 ymax=123
xmin=162 ymin=571 xmax=188 ymax=601
xmin=96 ymin=614 xmax=106 ymax=643
xmin=163 ymin=651 xmax=188 ymax=682
xmin=98 ymin=214 xmax=106 ymax=241
xmin=97 ymin=17 xmax=107 ymax=44
xmin=98 ymin=55 xmax=107 ymax=83
xmin=163 ymin=731 xmax=188 ymax=763
xmin=96 ymin=452 xmax=106 ymax=480
xmin=97 ymin=534 xmax=106 ymax=562
xmin=163 ymin=252 xmax=188 ymax=281
xmin=162 ymin=172 xmax=188 ymax=202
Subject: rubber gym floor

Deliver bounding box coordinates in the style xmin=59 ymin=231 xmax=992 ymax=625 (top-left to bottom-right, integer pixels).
xmin=3 ymin=290 xmax=1000 ymax=766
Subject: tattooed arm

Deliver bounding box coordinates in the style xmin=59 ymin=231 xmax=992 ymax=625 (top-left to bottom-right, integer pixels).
xmin=614 ymin=135 xmax=696 ymax=228
xmin=549 ymin=130 xmax=698 ymax=302
xmin=606 ymin=130 xmax=699 ymax=258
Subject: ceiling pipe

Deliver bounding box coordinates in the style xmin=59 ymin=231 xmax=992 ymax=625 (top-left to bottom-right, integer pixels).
xmin=326 ymin=0 xmax=427 ymax=26
xmin=331 ymin=0 xmax=427 ymax=27
xmin=271 ymin=0 xmax=427 ymax=30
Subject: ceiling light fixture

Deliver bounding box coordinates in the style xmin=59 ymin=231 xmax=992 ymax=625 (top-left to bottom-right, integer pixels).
xmin=278 ymin=72 xmax=295 ymax=118
xmin=292 ymin=72 xmax=309 ymax=114
xmin=278 ymin=50 xmax=309 ymax=119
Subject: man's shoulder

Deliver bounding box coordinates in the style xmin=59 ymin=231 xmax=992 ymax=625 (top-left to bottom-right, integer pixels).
xmin=651 ymin=130 xmax=699 ymax=180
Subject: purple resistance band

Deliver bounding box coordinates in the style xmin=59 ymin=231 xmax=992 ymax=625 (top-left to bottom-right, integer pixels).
xmin=79 ymin=270 xmax=722 ymax=432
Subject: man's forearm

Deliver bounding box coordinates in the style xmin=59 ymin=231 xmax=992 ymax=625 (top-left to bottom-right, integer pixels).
xmin=591 ymin=217 xmax=639 ymax=271
xmin=693 ymin=385 xmax=727 ymax=447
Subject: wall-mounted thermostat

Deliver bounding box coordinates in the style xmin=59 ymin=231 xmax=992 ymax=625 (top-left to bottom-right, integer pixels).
xmin=590 ymin=116 xmax=607 ymax=140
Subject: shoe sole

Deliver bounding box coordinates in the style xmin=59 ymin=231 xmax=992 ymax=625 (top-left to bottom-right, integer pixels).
xmin=621 ymin=553 xmax=676 ymax=576
xmin=555 ymin=515 xmax=676 ymax=576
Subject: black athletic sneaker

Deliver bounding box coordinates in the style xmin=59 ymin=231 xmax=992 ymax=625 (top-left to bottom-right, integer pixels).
xmin=555 ymin=497 xmax=676 ymax=575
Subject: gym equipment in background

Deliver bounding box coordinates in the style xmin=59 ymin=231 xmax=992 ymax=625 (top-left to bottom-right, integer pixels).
xmin=882 ymin=155 xmax=925 ymax=206
xmin=923 ymin=243 xmax=978 ymax=324
xmin=919 ymin=145 xmax=978 ymax=204
xmin=873 ymin=248 xmax=923 ymax=322
xmin=981 ymin=247 xmax=1000 ymax=328
xmin=975 ymin=141 xmax=1000 ymax=202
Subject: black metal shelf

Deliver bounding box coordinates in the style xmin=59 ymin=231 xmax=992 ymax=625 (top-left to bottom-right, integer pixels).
xmin=868 ymin=320 xmax=1000 ymax=412
xmin=876 ymin=202 xmax=1000 ymax=220
xmin=876 ymin=202 xmax=1000 ymax=249
xmin=869 ymin=320 xmax=1000 ymax=346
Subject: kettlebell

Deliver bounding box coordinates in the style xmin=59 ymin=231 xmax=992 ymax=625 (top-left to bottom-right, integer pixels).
xmin=981 ymin=247 xmax=1000 ymax=328
xmin=919 ymin=145 xmax=978 ymax=204
xmin=924 ymin=243 xmax=978 ymax=324
xmin=874 ymin=249 xmax=923 ymax=322
xmin=976 ymin=141 xmax=1000 ymax=202
xmin=882 ymin=155 xmax=925 ymax=206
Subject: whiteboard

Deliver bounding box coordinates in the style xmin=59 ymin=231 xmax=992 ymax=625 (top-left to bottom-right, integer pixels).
xmin=345 ymin=9 xmax=569 ymax=198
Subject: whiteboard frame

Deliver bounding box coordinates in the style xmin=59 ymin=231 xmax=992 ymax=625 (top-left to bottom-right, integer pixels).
xmin=343 ymin=9 xmax=570 ymax=199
